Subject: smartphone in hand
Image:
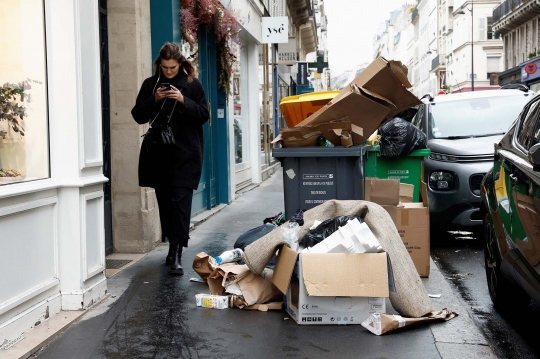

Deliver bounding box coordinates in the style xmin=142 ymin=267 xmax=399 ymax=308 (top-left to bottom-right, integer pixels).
xmin=160 ymin=83 xmax=171 ymax=91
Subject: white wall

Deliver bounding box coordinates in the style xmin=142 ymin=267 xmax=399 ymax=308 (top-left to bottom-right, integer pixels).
xmin=0 ymin=0 xmax=108 ymax=345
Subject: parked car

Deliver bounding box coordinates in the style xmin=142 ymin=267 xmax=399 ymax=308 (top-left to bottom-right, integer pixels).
xmin=411 ymin=89 xmax=532 ymax=230
xmin=480 ymin=90 xmax=540 ymax=309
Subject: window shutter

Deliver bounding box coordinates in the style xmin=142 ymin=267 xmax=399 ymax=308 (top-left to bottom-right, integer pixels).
xmin=487 ymin=57 xmax=501 ymax=72
xmin=478 ymin=18 xmax=486 ymax=41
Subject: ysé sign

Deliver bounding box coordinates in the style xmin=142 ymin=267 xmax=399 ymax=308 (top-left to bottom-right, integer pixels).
xmin=261 ymin=16 xmax=288 ymax=43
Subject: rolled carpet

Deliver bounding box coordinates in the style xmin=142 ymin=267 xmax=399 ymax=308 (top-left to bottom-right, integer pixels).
xmin=243 ymin=200 xmax=433 ymax=318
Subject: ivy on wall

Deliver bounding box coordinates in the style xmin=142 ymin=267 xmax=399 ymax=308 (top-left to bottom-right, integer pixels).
xmin=181 ymin=0 xmax=241 ymax=97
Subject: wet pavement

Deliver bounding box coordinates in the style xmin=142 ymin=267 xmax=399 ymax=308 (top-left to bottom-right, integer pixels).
xmin=432 ymin=231 xmax=540 ymax=359
xmin=32 ymin=171 xmax=487 ymax=359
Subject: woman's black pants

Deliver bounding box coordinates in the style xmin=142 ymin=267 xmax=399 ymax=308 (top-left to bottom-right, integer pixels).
xmin=155 ymin=185 xmax=194 ymax=248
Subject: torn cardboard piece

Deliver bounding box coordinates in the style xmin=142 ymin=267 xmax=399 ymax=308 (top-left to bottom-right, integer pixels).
xmin=295 ymin=58 xmax=421 ymax=143
xmin=296 ymin=84 xmax=395 ymax=144
xmin=272 ymin=118 xmax=362 ymax=148
xmin=192 ymin=252 xmax=218 ymax=280
xmin=207 ymin=263 xmax=282 ymax=308
xmin=361 ymin=308 xmax=458 ymax=335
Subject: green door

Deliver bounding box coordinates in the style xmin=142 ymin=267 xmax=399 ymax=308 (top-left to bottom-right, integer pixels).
xmin=191 ymin=28 xmax=217 ymax=215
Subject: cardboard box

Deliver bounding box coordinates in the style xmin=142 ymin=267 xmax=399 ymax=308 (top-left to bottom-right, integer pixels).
xmin=272 ymin=118 xmax=362 ymax=148
xmin=272 ymin=119 xmax=362 ymax=147
xmin=273 ymin=246 xmax=391 ymax=325
xmin=365 ymin=178 xmax=431 ymax=277
xmin=295 ymin=58 xmax=421 ymax=143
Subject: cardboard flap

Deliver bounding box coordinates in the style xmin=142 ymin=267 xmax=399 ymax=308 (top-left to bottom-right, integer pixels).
xmin=420 ymin=181 xmax=429 ymax=207
xmin=301 ymin=253 xmax=389 ymax=297
xmin=399 ymin=183 xmax=414 ymax=203
xmin=272 ymin=245 xmax=299 ymax=294
xmin=365 ymin=178 xmax=400 ymax=206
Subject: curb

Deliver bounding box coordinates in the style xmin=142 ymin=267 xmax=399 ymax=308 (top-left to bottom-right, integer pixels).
xmin=424 ymin=258 xmax=496 ymax=358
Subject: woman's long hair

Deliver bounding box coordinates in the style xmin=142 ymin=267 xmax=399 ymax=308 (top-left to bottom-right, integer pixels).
xmin=153 ymin=42 xmax=196 ymax=83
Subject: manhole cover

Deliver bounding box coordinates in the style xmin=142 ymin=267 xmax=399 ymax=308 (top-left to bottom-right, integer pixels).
xmin=106 ymin=259 xmax=133 ymax=269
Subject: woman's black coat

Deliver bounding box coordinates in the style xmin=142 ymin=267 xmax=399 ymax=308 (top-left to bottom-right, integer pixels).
xmin=131 ymin=70 xmax=209 ymax=189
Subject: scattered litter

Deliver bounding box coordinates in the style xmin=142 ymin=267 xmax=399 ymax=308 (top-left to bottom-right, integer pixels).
xmin=190 ymin=277 xmax=206 ymax=283
xmin=143 ymin=282 xmax=149 ymax=284
xmin=195 ymin=294 xmax=230 ymax=309
xmin=455 ymin=250 xmax=461 ymax=253
xmin=428 ymin=294 xmax=441 ymax=298
xmin=284 ymin=317 xmax=289 ymax=320
xmin=112 ymin=295 xmax=117 ymax=298
xmin=362 ymin=308 xmax=458 ymax=335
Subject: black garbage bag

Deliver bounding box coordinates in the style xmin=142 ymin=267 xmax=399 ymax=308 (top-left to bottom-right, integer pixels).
xmin=378 ymin=117 xmax=427 ymax=158
xmin=234 ymin=224 xmax=277 ymax=251
xmin=302 ymin=216 xmax=363 ymax=248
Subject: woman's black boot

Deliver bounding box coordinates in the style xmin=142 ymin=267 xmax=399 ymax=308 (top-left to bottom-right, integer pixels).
xmin=165 ymin=242 xmax=175 ymax=266
xmin=169 ymin=244 xmax=184 ymax=275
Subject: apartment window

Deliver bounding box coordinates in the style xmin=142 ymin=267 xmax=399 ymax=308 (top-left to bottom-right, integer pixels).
xmin=487 ymin=56 xmax=501 ymax=85
xmin=0 ymin=0 xmax=50 ymax=186
xmin=487 ymin=17 xmax=500 ymax=40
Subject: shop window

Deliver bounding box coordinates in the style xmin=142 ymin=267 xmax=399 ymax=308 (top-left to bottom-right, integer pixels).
xmin=0 ymin=0 xmax=49 ymax=185
xmin=232 ymin=43 xmax=250 ymax=165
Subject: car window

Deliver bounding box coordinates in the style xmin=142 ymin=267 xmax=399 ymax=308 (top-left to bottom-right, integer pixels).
xmin=429 ymin=94 xmax=530 ymax=139
xmin=518 ymin=100 xmax=540 ymax=150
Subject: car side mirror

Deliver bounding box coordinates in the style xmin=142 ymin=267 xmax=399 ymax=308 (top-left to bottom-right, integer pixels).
xmin=528 ymin=143 xmax=540 ymax=171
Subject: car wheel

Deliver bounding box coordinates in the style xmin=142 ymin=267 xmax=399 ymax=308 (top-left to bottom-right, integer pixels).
xmin=483 ymin=214 xmax=530 ymax=311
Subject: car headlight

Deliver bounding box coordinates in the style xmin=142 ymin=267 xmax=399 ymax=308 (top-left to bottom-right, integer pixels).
xmin=429 ymin=171 xmax=455 ymax=191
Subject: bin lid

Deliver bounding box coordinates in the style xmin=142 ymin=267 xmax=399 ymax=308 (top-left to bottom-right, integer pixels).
xmin=272 ymin=145 xmax=368 ymax=158
xmin=368 ymin=145 xmax=431 ymax=157
xmin=279 ymin=90 xmax=340 ymax=128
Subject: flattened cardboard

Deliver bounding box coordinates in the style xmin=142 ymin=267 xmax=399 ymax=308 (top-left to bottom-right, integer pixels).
xmin=295 ymin=58 xmax=421 ymax=143
xmin=296 ymin=84 xmax=394 ymax=143
xmin=301 ymin=253 xmax=389 ymax=298
xmin=350 ymin=58 xmax=421 ymax=118
xmin=272 ymin=245 xmax=299 ymax=294
xmin=365 ymin=178 xmax=400 ymax=206
xmin=272 ymin=118 xmax=364 ymax=148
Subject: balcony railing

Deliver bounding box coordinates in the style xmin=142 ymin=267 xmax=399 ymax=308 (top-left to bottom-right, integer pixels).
xmin=493 ymin=0 xmax=523 ymax=23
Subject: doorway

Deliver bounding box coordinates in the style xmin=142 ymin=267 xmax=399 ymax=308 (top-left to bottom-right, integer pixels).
xmin=98 ymin=0 xmax=113 ymax=255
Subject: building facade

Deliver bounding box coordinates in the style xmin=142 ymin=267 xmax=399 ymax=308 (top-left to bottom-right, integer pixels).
xmin=374 ymin=0 xmax=503 ymax=96
xmin=446 ymin=0 xmax=503 ymax=93
xmin=1 ymin=0 xmax=108 ymax=345
xmin=493 ymin=0 xmax=540 ymax=90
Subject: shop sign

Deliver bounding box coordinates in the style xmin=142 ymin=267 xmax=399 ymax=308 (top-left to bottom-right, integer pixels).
xmin=261 ymin=16 xmax=288 ymax=44
xmin=297 ymin=62 xmax=309 ymax=86
xmin=521 ymin=58 xmax=540 ymax=82
xmin=278 ymin=37 xmax=297 ymax=65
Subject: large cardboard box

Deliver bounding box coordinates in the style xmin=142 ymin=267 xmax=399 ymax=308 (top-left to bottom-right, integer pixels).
xmin=365 ymin=178 xmax=431 ymax=277
xmin=295 ymin=58 xmax=422 ymax=143
xmin=273 ymin=246 xmax=392 ymax=325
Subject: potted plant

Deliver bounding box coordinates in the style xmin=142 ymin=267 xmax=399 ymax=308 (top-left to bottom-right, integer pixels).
xmin=0 ymin=82 xmax=27 ymax=137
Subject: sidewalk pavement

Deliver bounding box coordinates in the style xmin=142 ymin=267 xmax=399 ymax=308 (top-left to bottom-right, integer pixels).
xmin=12 ymin=169 xmax=495 ymax=359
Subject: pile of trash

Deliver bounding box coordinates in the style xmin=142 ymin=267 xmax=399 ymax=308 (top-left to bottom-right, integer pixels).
xmin=273 ymin=57 xmax=427 ymax=159
xmin=191 ymin=199 xmax=457 ymax=335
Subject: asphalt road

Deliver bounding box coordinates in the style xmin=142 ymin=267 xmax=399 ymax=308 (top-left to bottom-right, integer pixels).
xmin=431 ymin=229 xmax=540 ymax=359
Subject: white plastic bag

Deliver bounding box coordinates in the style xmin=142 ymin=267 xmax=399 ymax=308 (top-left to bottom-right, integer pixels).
xmin=281 ymin=222 xmax=300 ymax=245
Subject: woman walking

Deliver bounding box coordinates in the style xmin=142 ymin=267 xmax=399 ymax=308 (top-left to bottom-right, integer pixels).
xmin=132 ymin=42 xmax=209 ymax=275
